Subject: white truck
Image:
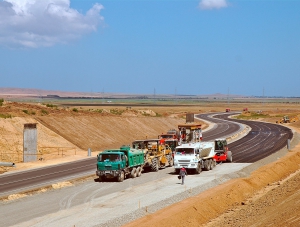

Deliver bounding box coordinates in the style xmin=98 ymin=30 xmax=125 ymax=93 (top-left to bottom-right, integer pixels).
xmin=173 ymin=123 xmax=216 ymax=174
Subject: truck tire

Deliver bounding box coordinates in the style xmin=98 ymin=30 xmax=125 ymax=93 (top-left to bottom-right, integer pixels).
xmin=151 ymin=158 xmax=159 ymax=172
xmin=168 ymin=155 xmax=174 ymax=167
xmin=98 ymin=176 xmax=104 ymax=182
xmin=131 ymin=168 xmax=137 ymax=178
xmin=195 ymin=163 xmax=202 ymax=174
xmin=203 ymin=160 xmax=210 ymax=171
xmin=208 ymin=159 xmax=213 ymax=170
xmin=226 ymin=151 xmax=233 ymax=162
xmin=117 ymin=171 xmax=125 ymax=182
xmin=136 ymin=167 xmax=142 ymax=177
xmin=211 ymin=159 xmax=216 ymax=169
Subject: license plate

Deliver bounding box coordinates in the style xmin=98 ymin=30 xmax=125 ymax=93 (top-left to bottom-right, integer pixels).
xmin=105 ymin=171 xmax=110 ymax=174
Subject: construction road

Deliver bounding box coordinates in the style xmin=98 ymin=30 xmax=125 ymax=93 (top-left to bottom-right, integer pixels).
xmin=0 ymin=113 xmax=294 ymax=227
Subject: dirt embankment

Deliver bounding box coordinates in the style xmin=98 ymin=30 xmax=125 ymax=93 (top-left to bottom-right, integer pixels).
xmin=0 ymin=101 xmax=189 ymax=171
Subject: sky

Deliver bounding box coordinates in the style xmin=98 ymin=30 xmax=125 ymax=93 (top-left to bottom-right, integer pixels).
xmin=0 ymin=0 xmax=299 ymax=97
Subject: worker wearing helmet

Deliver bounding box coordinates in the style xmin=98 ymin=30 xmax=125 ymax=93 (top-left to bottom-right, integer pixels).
xmin=179 ymin=166 xmax=187 ymax=185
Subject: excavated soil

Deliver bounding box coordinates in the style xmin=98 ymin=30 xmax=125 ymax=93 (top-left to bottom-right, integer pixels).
xmin=0 ymin=101 xmax=300 ymax=226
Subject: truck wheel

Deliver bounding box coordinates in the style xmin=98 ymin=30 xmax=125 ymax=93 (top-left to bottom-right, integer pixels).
xmin=203 ymin=160 xmax=209 ymax=171
xmin=168 ymin=155 xmax=174 ymax=167
xmin=226 ymin=151 xmax=233 ymax=162
xmin=99 ymin=175 xmax=106 ymax=182
xmin=136 ymin=167 xmax=142 ymax=177
xmin=195 ymin=163 xmax=202 ymax=174
xmin=139 ymin=167 xmax=143 ymax=176
xmin=211 ymin=159 xmax=216 ymax=169
xmin=208 ymin=159 xmax=213 ymax=170
xmin=131 ymin=168 xmax=137 ymax=178
xmin=151 ymin=158 xmax=159 ymax=172
xmin=117 ymin=171 xmax=125 ymax=182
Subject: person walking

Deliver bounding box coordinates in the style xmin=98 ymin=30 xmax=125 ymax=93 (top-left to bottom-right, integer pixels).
xmin=179 ymin=166 xmax=187 ymax=185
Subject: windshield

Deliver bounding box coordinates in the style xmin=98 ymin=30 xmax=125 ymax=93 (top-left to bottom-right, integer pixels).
xmin=165 ymin=141 xmax=177 ymax=150
xmin=161 ymin=135 xmax=174 ymax=139
xmin=175 ymin=148 xmax=195 ymax=155
xmin=99 ymin=154 xmax=121 ymax=162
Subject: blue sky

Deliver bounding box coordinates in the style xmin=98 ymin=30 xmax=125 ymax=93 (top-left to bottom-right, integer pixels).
xmin=0 ymin=0 xmax=299 ymax=97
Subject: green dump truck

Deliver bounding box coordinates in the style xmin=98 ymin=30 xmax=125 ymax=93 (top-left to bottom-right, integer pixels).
xmin=96 ymin=145 xmax=145 ymax=182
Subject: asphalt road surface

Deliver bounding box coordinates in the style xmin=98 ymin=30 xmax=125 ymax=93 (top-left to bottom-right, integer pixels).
xmin=208 ymin=113 xmax=293 ymax=162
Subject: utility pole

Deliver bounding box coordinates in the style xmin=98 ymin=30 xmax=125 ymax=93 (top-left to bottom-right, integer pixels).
xmin=227 ymin=87 xmax=230 ymax=105
xmin=263 ymin=87 xmax=265 ymax=105
xmin=102 ymin=88 xmax=104 ymax=104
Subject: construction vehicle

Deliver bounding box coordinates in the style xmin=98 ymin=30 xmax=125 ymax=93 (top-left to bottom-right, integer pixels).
xmin=158 ymin=129 xmax=180 ymax=152
xmin=214 ymin=138 xmax=232 ymax=163
xmin=132 ymin=139 xmax=173 ymax=172
xmin=276 ymin=116 xmax=290 ymax=124
xmin=96 ymin=145 xmax=144 ymax=182
xmin=276 ymin=115 xmax=299 ymax=124
xmin=173 ymin=123 xmax=216 ymax=174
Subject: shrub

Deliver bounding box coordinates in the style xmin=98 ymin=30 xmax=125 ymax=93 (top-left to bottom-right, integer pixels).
xmin=95 ymin=109 xmax=103 ymax=113
xmin=46 ymin=103 xmax=57 ymax=108
xmin=155 ymin=113 xmax=162 ymax=117
xmin=110 ymin=109 xmax=124 ymax=115
xmin=41 ymin=109 xmax=48 ymax=115
xmin=22 ymin=109 xmax=36 ymax=115
xmin=0 ymin=113 xmax=12 ymax=119
xmin=72 ymin=108 xmax=78 ymax=112
xmin=0 ymin=98 xmax=4 ymax=106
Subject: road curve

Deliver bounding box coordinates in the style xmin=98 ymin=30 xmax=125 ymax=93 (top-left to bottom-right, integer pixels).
xmin=198 ymin=113 xmax=293 ymax=163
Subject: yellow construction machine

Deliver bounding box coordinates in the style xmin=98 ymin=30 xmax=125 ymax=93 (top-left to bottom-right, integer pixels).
xmin=276 ymin=115 xmax=299 ymax=124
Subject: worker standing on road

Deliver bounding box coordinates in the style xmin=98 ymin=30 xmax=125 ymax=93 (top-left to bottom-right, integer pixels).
xmin=179 ymin=166 xmax=187 ymax=185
